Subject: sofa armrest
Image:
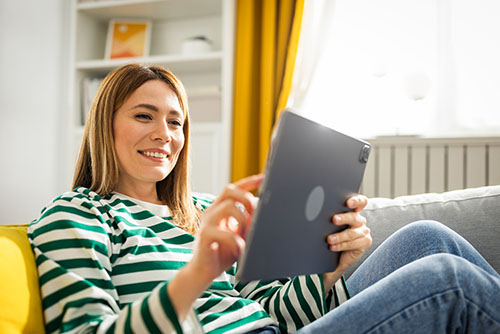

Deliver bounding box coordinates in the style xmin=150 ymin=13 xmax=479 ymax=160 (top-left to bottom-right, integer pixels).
xmin=0 ymin=225 xmax=45 ymax=334
xmin=344 ymin=185 xmax=500 ymax=278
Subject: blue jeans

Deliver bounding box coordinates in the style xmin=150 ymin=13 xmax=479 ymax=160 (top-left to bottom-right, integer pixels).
xmin=297 ymin=220 xmax=500 ymax=334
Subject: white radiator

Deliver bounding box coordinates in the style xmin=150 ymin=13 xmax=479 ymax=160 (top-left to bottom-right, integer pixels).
xmin=360 ymin=136 xmax=500 ymax=198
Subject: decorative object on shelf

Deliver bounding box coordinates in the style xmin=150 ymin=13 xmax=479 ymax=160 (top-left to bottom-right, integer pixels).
xmin=105 ymin=19 xmax=151 ymax=59
xmin=182 ymin=36 xmax=213 ymax=55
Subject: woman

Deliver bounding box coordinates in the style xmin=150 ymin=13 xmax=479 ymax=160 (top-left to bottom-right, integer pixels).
xmin=29 ymin=64 xmax=500 ymax=334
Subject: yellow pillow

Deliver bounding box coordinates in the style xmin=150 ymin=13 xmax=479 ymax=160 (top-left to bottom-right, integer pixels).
xmin=0 ymin=225 xmax=44 ymax=334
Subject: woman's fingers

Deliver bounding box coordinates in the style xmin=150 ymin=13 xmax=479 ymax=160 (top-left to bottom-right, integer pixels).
xmin=205 ymin=228 xmax=246 ymax=259
xmin=333 ymin=211 xmax=367 ymax=228
xmin=346 ymin=194 xmax=368 ymax=212
xmin=210 ymin=174 xmax=263 ymax=217
xmin=327 ymin=225 xmax=372 ymax=251
xmin=331 ymin=194 xmax=368 ymax=228
xmin=205 ymin=199 xmax=248 ymax=232
xmin=328 ymin=194 xmax=372 ymax=252
xmin=233 ymin=174 xmax=264 ymax=191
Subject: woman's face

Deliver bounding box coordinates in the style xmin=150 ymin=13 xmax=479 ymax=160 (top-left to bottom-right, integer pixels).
xmin=113 ymin=80 xmax=185 ymax=190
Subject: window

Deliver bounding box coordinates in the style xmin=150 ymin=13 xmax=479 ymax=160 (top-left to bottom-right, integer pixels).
xmin=292 ymin=0 xmax=500 ymax=139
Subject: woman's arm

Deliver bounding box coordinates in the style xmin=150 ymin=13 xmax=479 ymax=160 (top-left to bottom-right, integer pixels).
xmin=168 ymin=174 xmax=263 ymax=321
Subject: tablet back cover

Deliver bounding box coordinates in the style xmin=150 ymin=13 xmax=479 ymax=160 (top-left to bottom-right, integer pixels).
xmin=237 ymin=110 xmax=371 ymax=282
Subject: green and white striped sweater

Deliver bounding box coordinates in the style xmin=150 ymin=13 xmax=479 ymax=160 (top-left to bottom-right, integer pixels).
xmin=28 ymin=187 xmax=348 ymax=334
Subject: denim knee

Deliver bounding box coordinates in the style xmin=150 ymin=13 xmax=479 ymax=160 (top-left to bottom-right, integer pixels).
xmin=379 ymin=254 xmax=500 ymax=334
xmin=397 ymin=220 xmax=463 ymax=253
xmin=413 ymin=253 xmax=484 ymax=294
xmin=401 ymin=220 xmax=451 ymax=237
xmin=384 ymin=220 xmax=466 ymax=258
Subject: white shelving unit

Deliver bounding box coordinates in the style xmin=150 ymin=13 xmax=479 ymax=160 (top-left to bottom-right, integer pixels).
xmin=67 ymin=0 xmax=235 ymax=195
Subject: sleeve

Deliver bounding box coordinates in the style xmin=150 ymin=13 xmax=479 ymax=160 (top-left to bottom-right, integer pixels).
xmin=326 ymin=276 xmax=350 ymax=309
xmin=28 ymin=195 xmax=197 ymax=334
xmin=192 ymin=192 xmax=216 ymax=211
xmin=235 ymin=274 xmax=332 ymax=333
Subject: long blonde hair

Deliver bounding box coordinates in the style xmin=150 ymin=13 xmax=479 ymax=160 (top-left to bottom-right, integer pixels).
xmin=73 ymin=64 xmax=200 ymax=234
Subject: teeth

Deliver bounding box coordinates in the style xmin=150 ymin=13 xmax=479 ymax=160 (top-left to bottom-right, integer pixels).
xmin=142 ymin=151 xmax=168 ymax=159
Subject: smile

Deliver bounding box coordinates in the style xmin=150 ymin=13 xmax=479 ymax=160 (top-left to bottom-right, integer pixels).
xmin=138 ymin=151 xmax=169 ymax=159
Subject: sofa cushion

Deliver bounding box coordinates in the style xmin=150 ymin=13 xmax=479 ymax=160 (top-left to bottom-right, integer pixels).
xmin=344 ymin=185 xmax=500 ymax=278
xmin=0 ymin=225 xmax=44 ymax=334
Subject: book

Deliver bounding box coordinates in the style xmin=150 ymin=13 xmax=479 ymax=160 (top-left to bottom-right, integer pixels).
xmin=81 ymin=77 xmax=104 ymax=125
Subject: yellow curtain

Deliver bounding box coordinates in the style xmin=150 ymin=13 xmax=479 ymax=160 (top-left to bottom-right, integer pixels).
xmin=231 ymin=0 xmax=305 ymax=182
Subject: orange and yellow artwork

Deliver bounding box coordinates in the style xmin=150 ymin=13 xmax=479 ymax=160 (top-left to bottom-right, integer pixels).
xmin=107 ymin=21 xmax=150 ymax=59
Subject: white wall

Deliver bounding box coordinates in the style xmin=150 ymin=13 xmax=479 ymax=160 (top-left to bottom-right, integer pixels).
xmin=0 ymin=1 xmax=68 ymax=224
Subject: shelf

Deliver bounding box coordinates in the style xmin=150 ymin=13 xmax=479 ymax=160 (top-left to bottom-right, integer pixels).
xmin=77 ymin=0 xmax=221 ymax=20
xmin=76 ymin=51 xmax=222 ymax=75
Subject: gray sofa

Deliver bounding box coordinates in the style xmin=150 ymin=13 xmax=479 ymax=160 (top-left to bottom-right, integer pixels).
xmin=345 ymin=185 xmax=500 ymax=278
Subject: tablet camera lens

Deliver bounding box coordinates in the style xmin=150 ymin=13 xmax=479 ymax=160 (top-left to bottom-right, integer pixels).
xmin=360 ymin=145 xmax=371 ymax=163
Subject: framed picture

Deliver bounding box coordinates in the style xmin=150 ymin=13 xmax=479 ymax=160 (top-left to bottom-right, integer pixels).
xmin=105 ymin=19 xmax=151 ymax=59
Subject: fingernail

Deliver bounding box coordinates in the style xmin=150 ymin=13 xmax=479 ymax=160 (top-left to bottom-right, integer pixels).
xmin=335 ymin=216 xmax=342 ymax=224
xmin=330 ymin=244 xmax=338 ymax=251
xmin=329 ymin=236 xmax=337 ymax=244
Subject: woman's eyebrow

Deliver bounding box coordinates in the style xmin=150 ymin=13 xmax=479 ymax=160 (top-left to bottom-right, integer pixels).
xmin=169 ymin=110 xmax=183 ymax=118
xmin=132 ymin=103 xmax=158 ymax=111
xmin=132 ymin=103 xmax=183 ymax=118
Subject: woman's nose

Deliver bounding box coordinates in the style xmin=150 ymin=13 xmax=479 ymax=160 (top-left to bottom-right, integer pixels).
xmin=151 ymin=121 xmax=171 ymax=143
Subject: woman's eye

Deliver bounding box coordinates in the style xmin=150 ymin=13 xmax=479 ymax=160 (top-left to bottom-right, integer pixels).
xmin=169 ymin=120 xmax=183 ymax=127
xmin=135 ymin=114 xmax=152 ymax=120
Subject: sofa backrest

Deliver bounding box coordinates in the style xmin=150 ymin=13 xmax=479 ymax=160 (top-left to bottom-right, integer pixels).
xmin=347 ymin=185 xmax=500 ymax=278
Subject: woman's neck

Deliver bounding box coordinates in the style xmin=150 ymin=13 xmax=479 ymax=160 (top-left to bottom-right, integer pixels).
xmin=113 ymin=181 xmax=162 ymax=205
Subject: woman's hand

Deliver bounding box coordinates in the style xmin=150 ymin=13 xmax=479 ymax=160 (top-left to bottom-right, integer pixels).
xmin=168 ymin=174 xmax=263 ymax=321
xmin=189 ymin=174 xmax=263 ymax=284
xmin=322 ymin=195 xmax=372 ymax=292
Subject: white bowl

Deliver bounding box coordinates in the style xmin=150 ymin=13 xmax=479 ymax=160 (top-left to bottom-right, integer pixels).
xmin=182 ymin=38 xmax=212 ymax=54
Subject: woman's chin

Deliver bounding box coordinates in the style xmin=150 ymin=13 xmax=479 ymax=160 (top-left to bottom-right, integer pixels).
xmin=145 ymin=167 xmax=173 ymax=182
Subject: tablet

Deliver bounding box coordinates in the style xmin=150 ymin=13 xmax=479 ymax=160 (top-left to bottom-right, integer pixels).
xmin=236 ymin=110 xmax=371 ymax=282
